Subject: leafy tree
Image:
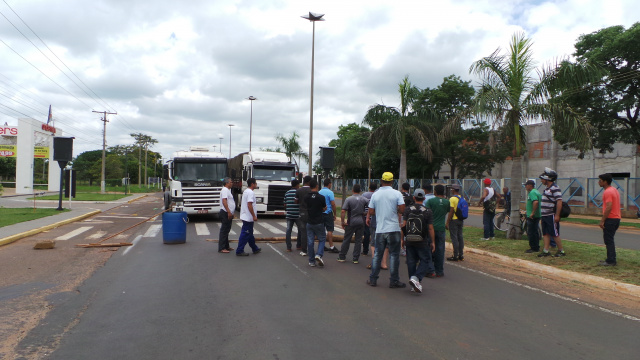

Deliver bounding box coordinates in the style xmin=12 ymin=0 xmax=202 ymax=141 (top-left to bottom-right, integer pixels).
xmin=276 ymin=131 xmax=308 ymax=171
xmin=363 ymin=76 xmax=439 ymax=184
xmin=455 ymin=122 xmax=512 ymax=179
xmin=73 ymin=150 xmax=103 ymax=184
xmin=0 ymin=157 xmax=16 ymax=180
xmin=130 ymin=133 xmax=158 ymax=186
xmin=555 ymin=22 xmax=640 ymax=152
xmin=470 ymin=33 xmax=595 ymax=239
xmin=328 ymin=123 xmax=370 ymax=198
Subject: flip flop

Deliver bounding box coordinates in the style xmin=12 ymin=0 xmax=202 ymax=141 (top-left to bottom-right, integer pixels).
xmin=218 ymin=249 xmax=230 ymax=253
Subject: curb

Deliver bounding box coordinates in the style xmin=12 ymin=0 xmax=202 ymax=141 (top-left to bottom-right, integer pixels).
xmin=127 ymin=194 xmax=148 ymax=204
xmin=0 ymin=210 xmax=102 ymax=247
xmin=446 ymin=242 xmax=640 ymax=299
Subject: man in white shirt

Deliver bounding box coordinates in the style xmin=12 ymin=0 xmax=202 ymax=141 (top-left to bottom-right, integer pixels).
xmin=218 ymin=178 xmax=235 ymax=253
xmin=236 ymin=178 xmax=262 ymax=256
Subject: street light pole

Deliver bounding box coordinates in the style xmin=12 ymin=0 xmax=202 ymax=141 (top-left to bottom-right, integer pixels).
xmin=228 ymin=124 xmax=235 ymax=159
xmin=246 ymin=96 xmax=257 ymax=152
xmin=301 ymin=12 xmax=324 ymax=176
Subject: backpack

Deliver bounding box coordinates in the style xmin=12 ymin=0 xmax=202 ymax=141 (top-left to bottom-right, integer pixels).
xmin=557 ymin=201 xmax=571 ymax=218
xmin=405 ymin=206 xmax=425 ymax=242
xmin=454 ymin=195 xmax=469 ymax=220
xmin=483 ymin=192 xmax=497 ymax=214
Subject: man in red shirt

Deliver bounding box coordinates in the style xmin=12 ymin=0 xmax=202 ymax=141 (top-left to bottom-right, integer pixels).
xmin=598 ymin=173 xmax=621 ymax=266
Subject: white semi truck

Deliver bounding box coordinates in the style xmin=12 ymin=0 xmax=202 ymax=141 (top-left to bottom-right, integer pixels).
xmin=163 ymin=146 xmax=228 ymax=216
xmin=228 ymin=151 xmax=297 ymax=216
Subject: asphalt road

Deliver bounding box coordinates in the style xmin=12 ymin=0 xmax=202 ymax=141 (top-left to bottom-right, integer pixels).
xmin=15 ymin=215 xmax=640 ymax=360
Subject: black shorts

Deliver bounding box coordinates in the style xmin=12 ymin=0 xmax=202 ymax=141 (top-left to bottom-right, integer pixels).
xmin=541 ymin=215 xmax=560 ymax=237
xmin=322 ymin=212 xmax=334 ymax=232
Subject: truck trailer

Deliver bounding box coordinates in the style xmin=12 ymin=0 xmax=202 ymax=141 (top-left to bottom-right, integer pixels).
xmin=163 ymin=146 xmax=228 ymax=216
xmin=228 ymin=151 xmax=296 ymax=215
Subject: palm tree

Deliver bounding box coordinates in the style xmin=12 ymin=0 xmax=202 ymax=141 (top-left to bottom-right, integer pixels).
xmin=362 ymin=76 xmax=438 ymax=184
xmin=276 ymin=132 xmax=308 ymax=171
xmin=470 ymin=33 xmax=595 ymax=239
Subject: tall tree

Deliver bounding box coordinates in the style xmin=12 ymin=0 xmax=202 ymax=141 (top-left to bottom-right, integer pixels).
xmin=470 ymin=33 xmax=595 ymax=239
xmin=130 ymin=133 xmax=157 ymax=187
xmin=362 ymin=76 xmax=438 ymax=183
xmin=555 ymin=22 xmax=640 ymax=152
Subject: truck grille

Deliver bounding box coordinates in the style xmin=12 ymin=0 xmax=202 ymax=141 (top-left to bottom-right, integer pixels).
xmin=267 ymin=185 xmax=290 ymax=211
xmin=182 ymin=186 xmax=222 ymax=209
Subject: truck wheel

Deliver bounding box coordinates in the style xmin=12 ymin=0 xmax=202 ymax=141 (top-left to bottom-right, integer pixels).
xmin=164 ymin=191 xmax=171 ymax=210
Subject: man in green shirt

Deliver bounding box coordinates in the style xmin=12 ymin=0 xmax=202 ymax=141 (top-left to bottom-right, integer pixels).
xmin=524 ymin=180 xmax=542 ymax=253
xmin=426 ymin=184 xmax=450 ymax=277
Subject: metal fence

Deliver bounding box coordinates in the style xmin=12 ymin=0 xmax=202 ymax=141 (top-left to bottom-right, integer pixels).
xmin=334 ymin=178 xmax=640 ymax=211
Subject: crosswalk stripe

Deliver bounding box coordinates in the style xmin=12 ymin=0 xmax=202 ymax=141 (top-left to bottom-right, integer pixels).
xmin=259 ymin=222 xmax=283 ymax=235
xmin=143 ymin=224 xmax=162 ymax=238
xmin=195 ymin=223 xmax=210 ymax=236
xmin=56 ymin=226 xmax=93 ymax=240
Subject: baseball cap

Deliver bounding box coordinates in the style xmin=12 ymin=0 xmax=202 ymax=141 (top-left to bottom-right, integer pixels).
xmin=483 ymin=178 xmax=492 ymax=185
xmin=413 ymin=189 xmax=426 ymax=200
xmin=524 ymin=180 xmax=535 ymax=186
xmin=381 ymin=172 xmax=394 ymax=182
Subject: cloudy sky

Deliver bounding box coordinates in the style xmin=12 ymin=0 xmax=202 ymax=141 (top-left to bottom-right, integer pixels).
xmin=0 ymin=0 xmax=637 ymax=170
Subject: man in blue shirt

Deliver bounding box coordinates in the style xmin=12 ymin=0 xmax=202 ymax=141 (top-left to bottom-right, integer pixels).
xmin=366 ymin=172 xmax=406 ymax=288
xmin=319 ymin=178 xmax=339 ymax=253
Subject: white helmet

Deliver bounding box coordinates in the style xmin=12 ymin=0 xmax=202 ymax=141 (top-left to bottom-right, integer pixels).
xmin=539 ymin=167 xmax=557 ymax=182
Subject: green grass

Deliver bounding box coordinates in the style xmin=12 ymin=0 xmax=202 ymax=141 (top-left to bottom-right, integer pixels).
xmin=459 ymin=226 xmax=640 ymax=286
xmin=35 ymin=193 xmax=129 ymax=201
xmin=562 ymin=217 xmax=640 ymax=229
xmin=0 ymin=208 xmax=70 ymax=228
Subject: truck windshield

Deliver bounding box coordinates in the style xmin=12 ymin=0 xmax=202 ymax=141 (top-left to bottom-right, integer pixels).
xmin=174 ymin=162 xmax=227 ymax=181
xmin=253 ymin=166 xmax=295 ymax=181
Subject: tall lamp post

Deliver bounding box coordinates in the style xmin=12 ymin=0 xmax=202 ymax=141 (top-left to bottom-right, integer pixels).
xmin=228 ymin=124 xmax=235 ymax=159
xmin=301 ymin=12 xmax=324 ymax=176
xmin=246 ymin=96 xmax=257 ymax=151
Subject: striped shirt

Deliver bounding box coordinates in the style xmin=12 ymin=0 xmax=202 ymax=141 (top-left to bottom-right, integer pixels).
xmin=284 ymin=188 xmax=299 ymax=219
xmin=541 ymin=183 xmax=562 ymax=216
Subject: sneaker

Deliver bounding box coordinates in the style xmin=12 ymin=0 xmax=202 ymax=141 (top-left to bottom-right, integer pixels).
xmin=389 ymin=281 xmax=407 ymax=289
xmin=324 ymin=246 xmax=331 ymax=251
xmin=366 ymin=279 xmax=377 ymax=287
xmin=489 ymin=237 xmax=495 ymax=240
xmin=315 ymin=255 xmax=324 ymax=267
xmin=309 ymin=262 xmax=316 ymax=267
xmin=480 ymin=238 xmax=490 ymax=241
xmin=446 ymin=256 xmax=458 ymax=262
xmin=300 ymin=251 xmax=307 ymax=256
xmin=425 ymin=273 xmax=436 ymax=278
xmin=538 ymin=251 xmax=551 ymax=257
xmin=330 ymin=246 xmax=340 ymax=253
xmin=337 ymin=258 xmax=346 ymax=263
xmin=353 ymin=259 xmax=359 ymax=264
xmin=253 ymin=248 xmax=262 ymax=254
xmin=525 ymin=249 xmax=536 ymax=253
xmin=458 ymin=255 xmax=465 ymax=261
xmin=553 ymin=251 xmax=566 ymax=257
xmin=409 ymin=276 xmax=423 ymax=293
xmin=599 ymin=261 xmax=616 ymax=266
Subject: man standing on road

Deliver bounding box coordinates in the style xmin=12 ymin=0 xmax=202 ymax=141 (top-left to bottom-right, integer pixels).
xmin=236 ymin=178 xmax=261 ymax=256
xmin=305 ymin=179 xmax=327 ymax=267
xmin=319 ymin=179 xmax=340 ymax=253
xmin=426 ymin=184 xmax=449 ymax=277
xmin=538 ymin=168 xmax=565 ymax=258
xmin=284 ymin=179 xmax=302 ymax=252
xmin=446 ymin=184 xmax=464 ymax=261
xmin=218 ymin=177 xmax=235 ymax=253
xmin=366 ymin=172 xmax=406 ymax=288
xmin=296 ymin=176 xmax=312 ymax=256
xmin=598 ymin=173 xmax=621 ymax=266
xmin=339 ymin=184 xmax=368 ymax=264
xmin=402 ymin=189 xmax=435 ymax=293
xmin=524 ymin=180 xmax=542 ymax=253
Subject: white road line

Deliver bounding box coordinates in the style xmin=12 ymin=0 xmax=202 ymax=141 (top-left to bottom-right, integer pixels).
xmin=55 ymin=226 xmax=93 ymax=241
xmin=267 ymin=243 xmax=309 ymax=277
xmin=143 ymin=224 xmax=162 ymax=238
xmin=450 ymin=262 xmax=640 ymax=322
xmin=122 ymin=235 xmax=142 ymax=256
xmin=259 ymin=222 xmax=283 ymax=235
xmin=194 ymin=223 xmax=210 ymax=236
xmin=87 ymin=230 xmax=107 ymax=240
xmin=96 ymin=215 xmax=149 ymax=219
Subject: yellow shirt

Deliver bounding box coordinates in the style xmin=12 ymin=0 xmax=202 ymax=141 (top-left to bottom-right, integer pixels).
xmin=449 ymin=196 xmax=460 ymax=220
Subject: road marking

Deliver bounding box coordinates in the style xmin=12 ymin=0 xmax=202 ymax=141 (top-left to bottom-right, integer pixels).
xmin=195 ymin=223 xmax=210 ymax=236
xmin=259 ymin=222 xmax=283 ymax=235
xmin=267 ymin=243 xmax=309 ymax=277
xmin=96 ymin=215 xmax=149 ymax=219
xmin=450 ymin=263 xmax=640 ymax=322
xmin=87 ymin=230 xmax=107 ymax=240
xmin=143 ymin=224 xmax=162 ymax=238
xmin=55 ymin=226 xmax=93 ymax=240
xmin=122 ymin=235 xmax=142 ymax=256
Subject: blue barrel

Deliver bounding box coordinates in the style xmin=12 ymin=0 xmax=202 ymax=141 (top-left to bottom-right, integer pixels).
xmin=162 ymin=211 xmax=188 ymax=244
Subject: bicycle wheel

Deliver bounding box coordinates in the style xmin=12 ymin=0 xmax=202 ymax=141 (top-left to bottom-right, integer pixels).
xmin=494 ymin=212 xmax=509 ymax=231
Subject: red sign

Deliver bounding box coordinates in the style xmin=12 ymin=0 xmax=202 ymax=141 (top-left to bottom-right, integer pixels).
xmin=0 ymin=126 xmax=18 ymax=136
xmin=41 ymin=124 xmax=56 ymax=133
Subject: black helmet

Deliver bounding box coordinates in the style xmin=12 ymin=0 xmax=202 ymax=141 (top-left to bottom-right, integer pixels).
xmin=539 ymin=167 xmax=558 ymax=182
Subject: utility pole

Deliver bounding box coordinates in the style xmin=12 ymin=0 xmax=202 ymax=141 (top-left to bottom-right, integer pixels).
xmin=93 ymin=110 xmax=117 ymax=194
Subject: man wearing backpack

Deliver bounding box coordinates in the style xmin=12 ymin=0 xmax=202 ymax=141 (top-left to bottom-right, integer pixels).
xmin=538 ymin=168 xmax=566 ymax=257
xmin=426 ymin=184 xmax=449 ymax=277
xmin=402 ymin=189 xmax=435 ymax=293
xmin=446 ymin=184 xmax=465 ymax=261
xmin=479 ymin=178 xmax=498 ymax=240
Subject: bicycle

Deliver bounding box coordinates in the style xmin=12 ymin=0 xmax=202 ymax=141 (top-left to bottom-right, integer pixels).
xmin=493 ymin=209 xmax=530 ymax=235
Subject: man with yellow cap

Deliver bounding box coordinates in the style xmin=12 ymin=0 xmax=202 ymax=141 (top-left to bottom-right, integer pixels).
xmin=366 ymin=172 xmax=406 ymax=288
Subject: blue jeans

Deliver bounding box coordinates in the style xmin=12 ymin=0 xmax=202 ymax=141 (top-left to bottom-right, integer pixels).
xmin=237 ymin=221 xmax=259 ymax=254
xmin=406 ymin=245 xmax=432 ymax=281
xmin=306 ymin=223 xmax=326 ymax=263
xmin=285 ymin=218 xmax=303 ymax=250
xmin=432 ymin=230 xmax=446 ymax=275
xmin=370 ymin=231 xmax=401 ymax=283
xmin=483 ymin=211 xmax=495 ymax=238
